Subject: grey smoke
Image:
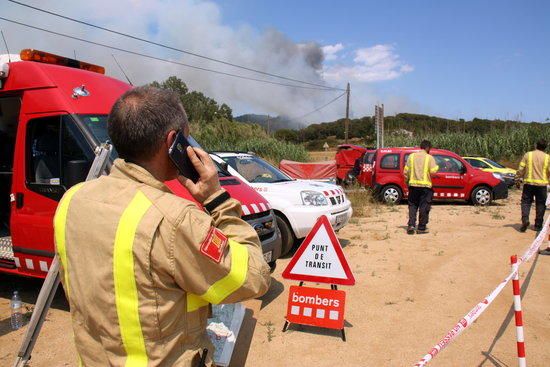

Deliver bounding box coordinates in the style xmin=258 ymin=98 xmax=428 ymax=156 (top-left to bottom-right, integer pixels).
xmin=0 ymin=0 xmax=418 ymax=124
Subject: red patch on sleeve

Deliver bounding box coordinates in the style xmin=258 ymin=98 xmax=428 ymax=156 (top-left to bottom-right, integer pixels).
xmin=200 ymin=227 xmax=228 ymax=263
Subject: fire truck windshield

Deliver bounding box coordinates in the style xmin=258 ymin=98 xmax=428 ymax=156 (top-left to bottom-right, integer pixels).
xmin=78 ymin=114 xmax=114 ymax=153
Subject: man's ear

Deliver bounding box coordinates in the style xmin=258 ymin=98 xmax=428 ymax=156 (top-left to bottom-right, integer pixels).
xmin=166 ymin=130 xmax=178 ymax=149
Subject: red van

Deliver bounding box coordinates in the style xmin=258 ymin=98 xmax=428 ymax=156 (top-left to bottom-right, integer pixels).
xmin=371 ymin=147 xmax=508 ymax=205
xmin=0 ymin=49 xmax=281 ymax=278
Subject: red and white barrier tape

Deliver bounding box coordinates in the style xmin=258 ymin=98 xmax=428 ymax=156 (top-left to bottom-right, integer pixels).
xmin=413 ymin=215 xmax=550 ymax=367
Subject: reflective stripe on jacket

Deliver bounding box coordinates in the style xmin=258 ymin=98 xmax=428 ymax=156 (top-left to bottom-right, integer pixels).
xmin=54 ymin=159 xmax=271 ymax=367
xmin=517 ymin=150 xmax=550 ymax=186
xmin=404 ymin=152 xmax=439 ymax=188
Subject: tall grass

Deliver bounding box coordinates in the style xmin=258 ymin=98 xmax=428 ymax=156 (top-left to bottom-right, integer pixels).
xmin=191 ymin=118 xmax=309 ymax=163
xmin=385 ymin=125 xmax=550 ymax=161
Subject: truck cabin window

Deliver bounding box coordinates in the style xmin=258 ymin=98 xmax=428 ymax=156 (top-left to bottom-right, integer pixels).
xmin=380 ymin=154 xmax=400 ymax=170
xmin=434 ymin=155 xmax=464 ymax=173
xmin=27 ymin=115 xmax=93 ymax=197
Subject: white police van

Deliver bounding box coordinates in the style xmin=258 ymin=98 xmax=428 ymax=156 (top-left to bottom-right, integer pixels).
xmin=210 ymin=152 xmax=352 ymax=255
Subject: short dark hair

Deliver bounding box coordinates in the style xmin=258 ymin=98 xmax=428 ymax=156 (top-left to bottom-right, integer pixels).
xmin=420 ymin=140 xmax=432 ymax=150
xmin=108 ymin=86 xmax=186 ymax=161
xmin=536 ymin=139 xmax=547 ymax=151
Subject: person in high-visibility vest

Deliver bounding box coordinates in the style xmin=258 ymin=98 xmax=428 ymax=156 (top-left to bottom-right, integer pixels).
xmin=403 ymin=140 xmax=439 ymax=235
xmin=516 ymin=139 xmax=550 ymax=234
xmin=54 ymin=86 xmax=271 ymax=366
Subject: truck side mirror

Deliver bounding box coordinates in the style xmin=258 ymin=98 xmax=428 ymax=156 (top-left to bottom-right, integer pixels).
xmin=220 ymin=161 xmax=229 ymax=171
xmin=65 ymin=160 xmax=91 ymax=188
xmin=460 ymin=166 xmax=467 ymax=174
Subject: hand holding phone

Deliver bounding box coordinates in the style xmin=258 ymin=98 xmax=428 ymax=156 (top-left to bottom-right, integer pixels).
xmin=169 ymin=132 xmax=222 ymax=203
xmin=169 ymin=131 xmax=200 ymax=183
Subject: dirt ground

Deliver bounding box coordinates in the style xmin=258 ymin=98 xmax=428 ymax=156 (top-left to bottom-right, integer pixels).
xmin=1 ymin=190 xmax=549 ymax=366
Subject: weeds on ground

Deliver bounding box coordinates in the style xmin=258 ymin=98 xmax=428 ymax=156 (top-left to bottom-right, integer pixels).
xmin=384 ymin=301 xmax=397 ymax=306
xmin=492 ymin=211 xmax=505 ymax=220
xmin=371 ymin=271 xmax=376 ymax=277
xmin=261 ymin=321 xmax=275 ymax=342
xmin=405 ymin=297 xmax=415 ymax=303
xmin=397 ymin=263 xmax=401 ymax=271
xmin=347 ymin=188 xmax=378 ymax=217
xmin=435 ymin=250 xmax=444 ymax=256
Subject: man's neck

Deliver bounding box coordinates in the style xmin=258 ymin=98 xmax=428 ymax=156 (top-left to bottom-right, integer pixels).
xmin=132 ymin=159 xmax=169 ymax=182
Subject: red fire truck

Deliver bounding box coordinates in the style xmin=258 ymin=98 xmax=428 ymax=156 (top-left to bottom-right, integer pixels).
xmin=0 ymin=49 xmax=281 ymax=278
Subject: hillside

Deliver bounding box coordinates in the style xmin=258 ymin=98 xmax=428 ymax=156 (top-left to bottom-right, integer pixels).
xmin=235 ymin=114 xmax=305 ymax=132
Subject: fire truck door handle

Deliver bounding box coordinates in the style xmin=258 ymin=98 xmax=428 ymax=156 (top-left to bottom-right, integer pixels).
xmin=16 ymin=193 xmax=24 ymax=209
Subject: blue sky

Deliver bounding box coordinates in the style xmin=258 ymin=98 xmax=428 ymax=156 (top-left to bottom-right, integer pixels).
xmin=2 ymin=0 xmax=548 ymax=122
xmin=219 ymin=0 xmax=550 ymax=122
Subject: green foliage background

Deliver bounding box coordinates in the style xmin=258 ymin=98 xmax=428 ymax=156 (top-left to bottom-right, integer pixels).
xmin=151 ymin=76 xmax=308 ymax=163
xmin=276 ymin=113 xmax=550 ymax=160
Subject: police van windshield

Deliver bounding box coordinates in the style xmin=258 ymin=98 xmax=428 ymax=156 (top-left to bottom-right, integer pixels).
xmin=222 ymin=155 xmax=292 ymax=183
xmin=77 ymin=115 xmax=229 ymax=176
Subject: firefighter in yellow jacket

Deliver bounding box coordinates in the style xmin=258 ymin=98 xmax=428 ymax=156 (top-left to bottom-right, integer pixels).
xmin=404 ymin=140 xmax=439 ymax=235
xmin=53 ymin=86 xmax=271 ymax=366
xmin=516 ymin=139 xmax=550 ymax=237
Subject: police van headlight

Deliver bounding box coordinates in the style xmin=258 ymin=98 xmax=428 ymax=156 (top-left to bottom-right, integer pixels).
xmin=492 ymin=173 xmax=504 ymax=181
xmin=301 ymin=191 xmax=328 ymax=206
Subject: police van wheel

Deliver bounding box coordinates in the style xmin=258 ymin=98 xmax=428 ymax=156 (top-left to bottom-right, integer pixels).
xmin=381 ymin=185 xmax=402 ymax=204
xmin=471 ymin=186 xmax=492 ymax=206
xmin=276 ymin=215 xmax=295 ymax=256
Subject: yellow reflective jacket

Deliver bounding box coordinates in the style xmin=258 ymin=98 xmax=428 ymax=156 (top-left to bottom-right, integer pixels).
xmin=404 ymin=151 xmax=439 ymax=188
xmin=54 ymin=159 xmax=271 ymax=367
xmin=517 ymin=150 xmax=550 ymax=186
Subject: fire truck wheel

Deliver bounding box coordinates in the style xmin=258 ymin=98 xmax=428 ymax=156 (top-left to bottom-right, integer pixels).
xmin=276 ymin=214 xmax=295 ymax=256
xmin=471 ymin=186 xmax=493 ymax=206
xmin=381 ymin=185 xmax=402 ymax=204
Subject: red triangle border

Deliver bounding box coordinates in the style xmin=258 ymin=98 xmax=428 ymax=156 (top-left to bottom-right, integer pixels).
xmin=282 ymin=215 xmax=355 ymax=285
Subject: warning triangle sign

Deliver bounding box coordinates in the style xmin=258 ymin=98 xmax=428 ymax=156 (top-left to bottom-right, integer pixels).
xmin=282 ymin=215 xmax=355 ymax=285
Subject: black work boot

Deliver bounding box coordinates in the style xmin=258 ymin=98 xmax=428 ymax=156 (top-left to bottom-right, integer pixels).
xmin=520 ymin=221 xmax=530 ymax=233
xmin=407 ymin=226 xmax=415 ymax=235
xmin=539 ymin=248 xmax=550 ymax=256
xmin=416 ymin=228 xmax=429 ymax=234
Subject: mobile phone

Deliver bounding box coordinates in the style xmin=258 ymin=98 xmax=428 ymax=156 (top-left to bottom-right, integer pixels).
xmin=168 ymin=131 xmax=200 ymax=183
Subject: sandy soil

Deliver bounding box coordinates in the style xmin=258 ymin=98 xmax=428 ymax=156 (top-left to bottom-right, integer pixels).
xmin=1 ymin=190 xmax=549 ymax=366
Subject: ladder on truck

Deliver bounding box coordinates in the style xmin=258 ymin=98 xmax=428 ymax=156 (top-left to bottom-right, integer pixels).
xmin=13 ymin=143 xmax=112 ymax=367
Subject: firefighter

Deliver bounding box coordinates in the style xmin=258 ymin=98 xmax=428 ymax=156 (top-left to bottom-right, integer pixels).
xmin=54 ymin=86 xmax=271 ymax=366
xmin=516 ymin=139 xmax=550 ymax=235
xmin=403 ymin=140 xmax=439 ymax=235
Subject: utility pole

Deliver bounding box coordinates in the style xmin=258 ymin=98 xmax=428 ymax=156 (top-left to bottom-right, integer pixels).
xmin=344 ymin=82 xmax=350 ymax=143
xmin=375 ymin=104 xmax=385 ymax=148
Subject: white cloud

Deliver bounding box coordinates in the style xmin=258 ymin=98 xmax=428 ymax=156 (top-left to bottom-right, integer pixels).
xmin=322 ymin=43 xmax=344 ymax=61
xmin=323 ymin=44 xmax=413 ymax=82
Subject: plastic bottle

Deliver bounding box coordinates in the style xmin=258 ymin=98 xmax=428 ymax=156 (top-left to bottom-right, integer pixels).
xmin=11 ymin=290 xmax=23 ymax=330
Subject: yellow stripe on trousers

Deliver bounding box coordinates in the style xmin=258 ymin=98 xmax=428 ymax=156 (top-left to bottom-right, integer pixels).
xmin=113 ymin=191 xmax=152 ymax=367
xmin=187 ymin=240 xmax=249 ymax=312
xmin=54 ymin=182 xmax=85 ymax=299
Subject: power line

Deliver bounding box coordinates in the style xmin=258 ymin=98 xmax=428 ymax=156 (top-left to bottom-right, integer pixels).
xmin=8 ymin=0 xmax=345 ymax=92
xmin=288 ymin=91 xmax=347 ymax=122
xmin=0 ymin=16 xmax=337 ymax=91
